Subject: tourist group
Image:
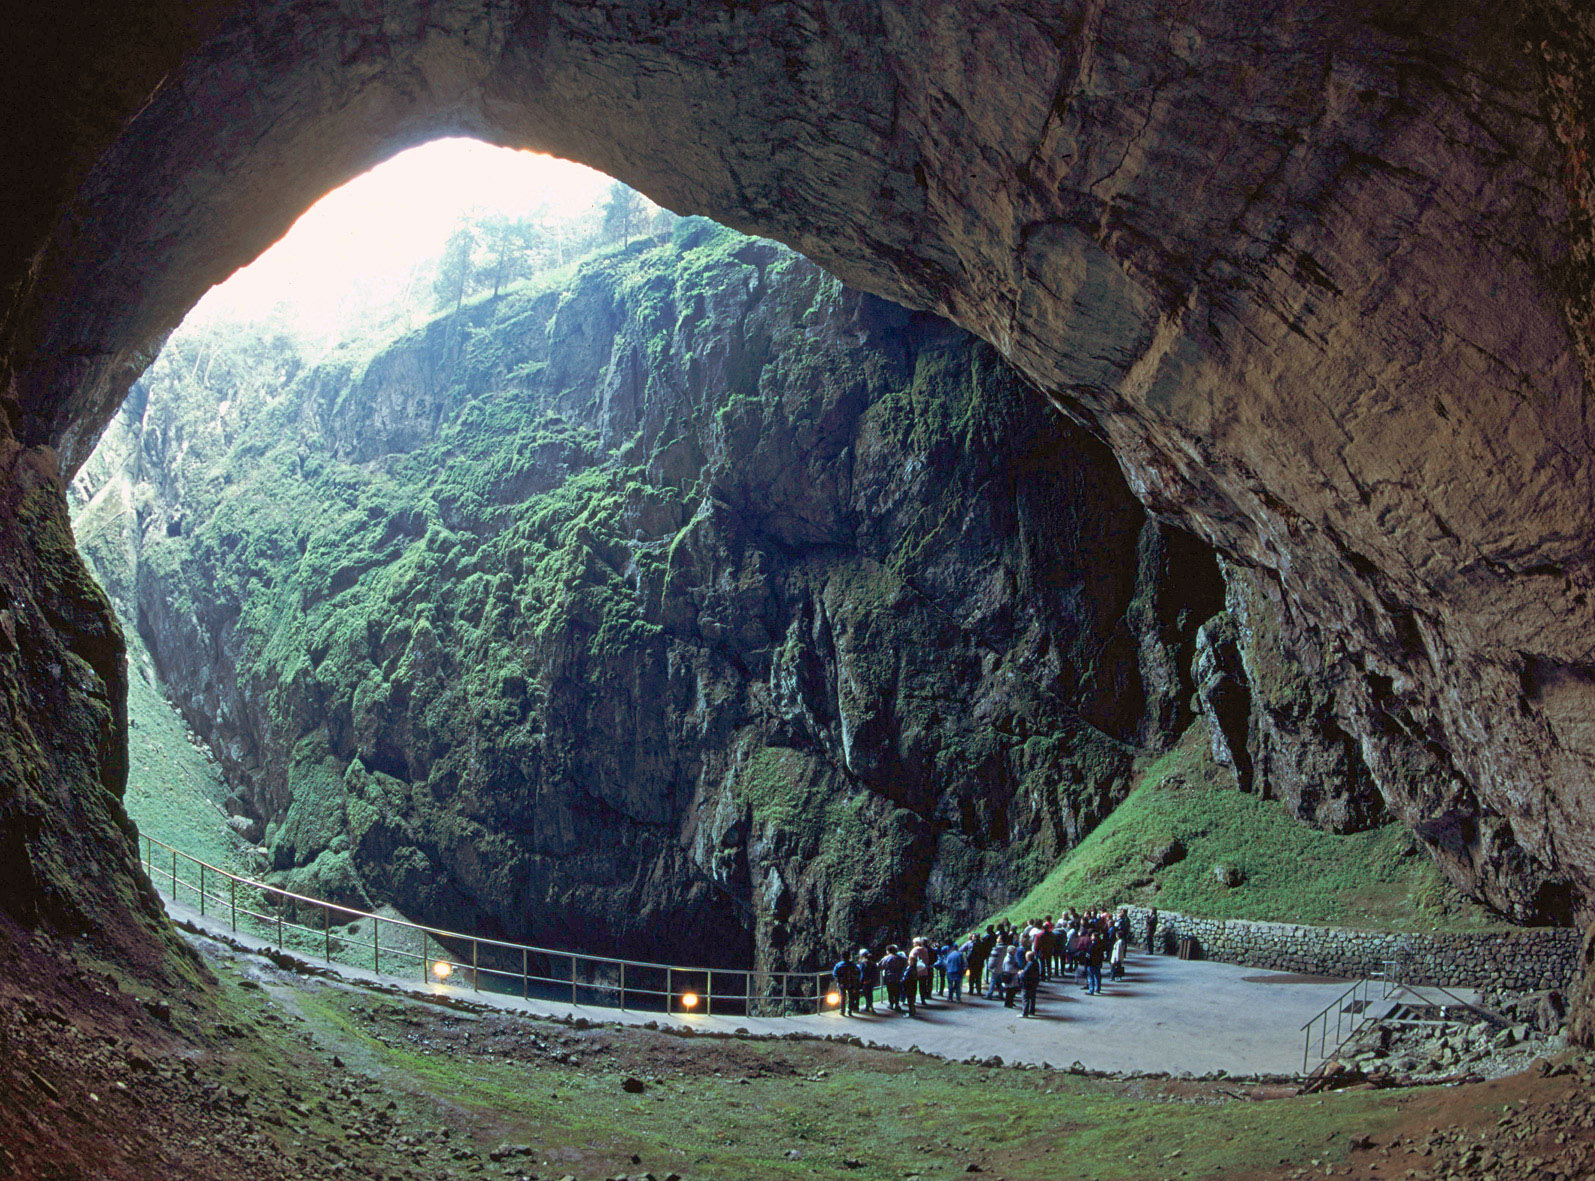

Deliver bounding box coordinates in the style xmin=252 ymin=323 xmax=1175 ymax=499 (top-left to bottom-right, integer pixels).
xmin=831 ymin=909 xmax=1159 ymax=1019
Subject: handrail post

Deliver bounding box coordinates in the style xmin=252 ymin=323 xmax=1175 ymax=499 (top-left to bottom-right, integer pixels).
xmin=324 ymin=905 xmax=331 ymax=964
xmin=230 ymin=877 xmax=236 ymax=932
xmin=619 ymin=961 xmax=626 ymax=1012
xmin=707 ymin=969 xmax=713 ymax=1017
xmin=199 ymin=862 xmax=205 ymax=917
xmin=421 ymin=933 xmax=428 ymax=983
xmin=172 ymin=848 xmax=178 ymax=898
xmin=472 ymin=939 xmax=479 ymax=992
xmin=571 ymin=955 xmax=577 ymax=1005
xmin=276 ymin=908 xmax=282 ymax=950
xmin=522 ymin=947 xmax=528 ymax=1001
xmin=667 ymin=966 xmax=674 ymax=1015
xmin=374 ymin=919 xmax=380 ymax=973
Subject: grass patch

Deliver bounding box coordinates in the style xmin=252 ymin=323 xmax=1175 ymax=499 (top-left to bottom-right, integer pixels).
xmin=288 ymin=986 xmax=1409 ymax=1180
xmin=122 ymin=632 xmax=252 ymax=877
xmin=993 ymin=723 xmax=1504 ymax=932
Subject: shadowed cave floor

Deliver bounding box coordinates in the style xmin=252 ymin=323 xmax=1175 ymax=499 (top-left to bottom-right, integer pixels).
xmin=2 ymin=915 xmax=1593 ymax=1180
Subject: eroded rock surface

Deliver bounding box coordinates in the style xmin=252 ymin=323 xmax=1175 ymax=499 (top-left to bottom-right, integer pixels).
xmin=0 ymin=416 xmax=180 ymax=980
xmin=1195 ymin=565 xmax=1385 ymax=835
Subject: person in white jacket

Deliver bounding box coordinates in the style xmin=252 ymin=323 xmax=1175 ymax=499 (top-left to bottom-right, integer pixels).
xmin=1001 ymin=943 xmax=1025 ymax=1007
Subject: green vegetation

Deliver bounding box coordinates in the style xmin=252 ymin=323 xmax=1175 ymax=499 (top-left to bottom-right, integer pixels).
xmin=82 ymin=222 xmax=853 ymax=915
xmin=993 ymin=722 xmax=1502 ymax=932
xmin=731 ymin=745 xmax=916 ymax=922
xmin=121 ymin=634 xmax=252 ymax=877
xmin=282 ymin=984 xmax=1411 ymax=1181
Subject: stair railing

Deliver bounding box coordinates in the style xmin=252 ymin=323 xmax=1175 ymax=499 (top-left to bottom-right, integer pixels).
xmin=1299 ymin=965 xmax=1396 ymax=1074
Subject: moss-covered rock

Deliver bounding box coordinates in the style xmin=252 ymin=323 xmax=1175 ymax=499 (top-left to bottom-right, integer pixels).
xmin=0 ymin=421 xmax=192 ymax=986
xmin=75 ymin=224 xmax=1227 ymax=969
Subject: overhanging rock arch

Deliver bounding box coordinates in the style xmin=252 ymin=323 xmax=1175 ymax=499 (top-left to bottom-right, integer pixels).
xmin=3 ymin=1 xmax=1595 ymax=992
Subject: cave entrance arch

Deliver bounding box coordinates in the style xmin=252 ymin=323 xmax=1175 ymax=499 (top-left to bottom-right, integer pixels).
xmin=5 ymin=0 xmax=1595 ymax=977
xmin=84 ymin=128 xmax=1229 ymax=976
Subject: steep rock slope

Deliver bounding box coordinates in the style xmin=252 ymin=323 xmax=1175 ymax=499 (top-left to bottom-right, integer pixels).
xmin=76 ymin=226 xmax=1227 ymax=969
xmin=0 ymin=419 xmax=186 ymax=984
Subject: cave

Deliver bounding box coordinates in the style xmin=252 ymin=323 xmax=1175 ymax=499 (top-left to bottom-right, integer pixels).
xmin=5 ymin=0 xmax=1595 ymax=1170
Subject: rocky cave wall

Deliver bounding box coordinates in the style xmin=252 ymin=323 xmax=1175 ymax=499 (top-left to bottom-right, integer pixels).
xmin=0 ymin=421 xmax=181 ymax=979
xmin=5 ymin=1 xmax=1595 ymax=997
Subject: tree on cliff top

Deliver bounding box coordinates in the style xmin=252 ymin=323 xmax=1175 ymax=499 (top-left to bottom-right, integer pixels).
xmin=477 ymin=213 xmax=537 ymax=297
xmin=601 ymin=182 xmax=649 ymax=247
xmin=433 ymin=225 xmax=476 ymax=311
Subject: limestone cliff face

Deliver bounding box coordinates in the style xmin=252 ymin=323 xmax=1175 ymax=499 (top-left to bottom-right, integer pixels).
xmin=75 ymin=228 xmax=1225 ymax=968
xmin=1195 ymin=565 xmax=1385 ymax=837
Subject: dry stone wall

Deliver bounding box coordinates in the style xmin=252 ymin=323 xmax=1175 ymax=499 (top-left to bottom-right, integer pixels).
xmin=1123 ymin=907 xmax=1579 ymax=993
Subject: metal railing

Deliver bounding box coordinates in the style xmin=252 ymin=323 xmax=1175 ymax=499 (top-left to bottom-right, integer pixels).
xmin=1299 ymin=962 xmax=1398 ymax=1074
xmin=141 ymin=835 xmax=836 ymax=1018
xmin=1393 ymin=978 xmax=1505 ymax=1027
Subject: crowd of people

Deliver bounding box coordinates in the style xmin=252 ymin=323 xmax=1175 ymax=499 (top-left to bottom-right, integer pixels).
xmin=830 ymin=908 xmax=1159 ymax=1019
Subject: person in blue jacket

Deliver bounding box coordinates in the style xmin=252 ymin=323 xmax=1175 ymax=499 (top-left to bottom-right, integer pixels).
xmin=856 ymin=949 xmax=879 ymax=1014
xmin=832 ymin=953 xmax=861 ymax=1015
xmin=985 ymin=939 xmax=1009 ymax=1000
xmin=940 ymin=942 xmax=967 ymax=1003
xmin=1083 ymin=929 xmax=1105 ymax=995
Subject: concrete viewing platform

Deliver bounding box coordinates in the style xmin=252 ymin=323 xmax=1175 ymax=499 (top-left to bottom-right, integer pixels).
xmin=163 ymin=895 xmax=1380 ymax=1077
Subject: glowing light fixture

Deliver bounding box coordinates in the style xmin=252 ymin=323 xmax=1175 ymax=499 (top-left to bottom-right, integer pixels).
xmin=826 ymin=990 xmax=842 ymax=1006
xmin=681 ymin=991 xmax=700 ymax=1010
xmin=432 ymin=960 xmax=453 ymax=980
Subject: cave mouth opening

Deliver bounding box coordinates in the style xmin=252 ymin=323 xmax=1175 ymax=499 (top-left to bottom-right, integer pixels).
xmin=157 ymin=138 xmax=638 ymax=367
xmin=70 ymin=114 xmax=1217 ymax=978
xmin=68 ymin=135 xmax=727 ymax=958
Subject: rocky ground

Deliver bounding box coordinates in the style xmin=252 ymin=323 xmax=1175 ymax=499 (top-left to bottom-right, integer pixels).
xmin=5 ymin=917 xmax=1595 ymax=1180
xmin=1276 ymin=1059 xmax=1595 ymax=1181
xmin=1319 ymin=986 xmax=1569 ymax=1088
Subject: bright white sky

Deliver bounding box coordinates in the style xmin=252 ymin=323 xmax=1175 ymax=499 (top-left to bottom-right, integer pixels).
xmin=187 ymin=139 xmax=615 ymax=339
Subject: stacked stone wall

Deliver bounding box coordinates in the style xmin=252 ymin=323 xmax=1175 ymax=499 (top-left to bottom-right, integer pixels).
xmin=1120 ymin=907 xmax=1578 ymax=993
